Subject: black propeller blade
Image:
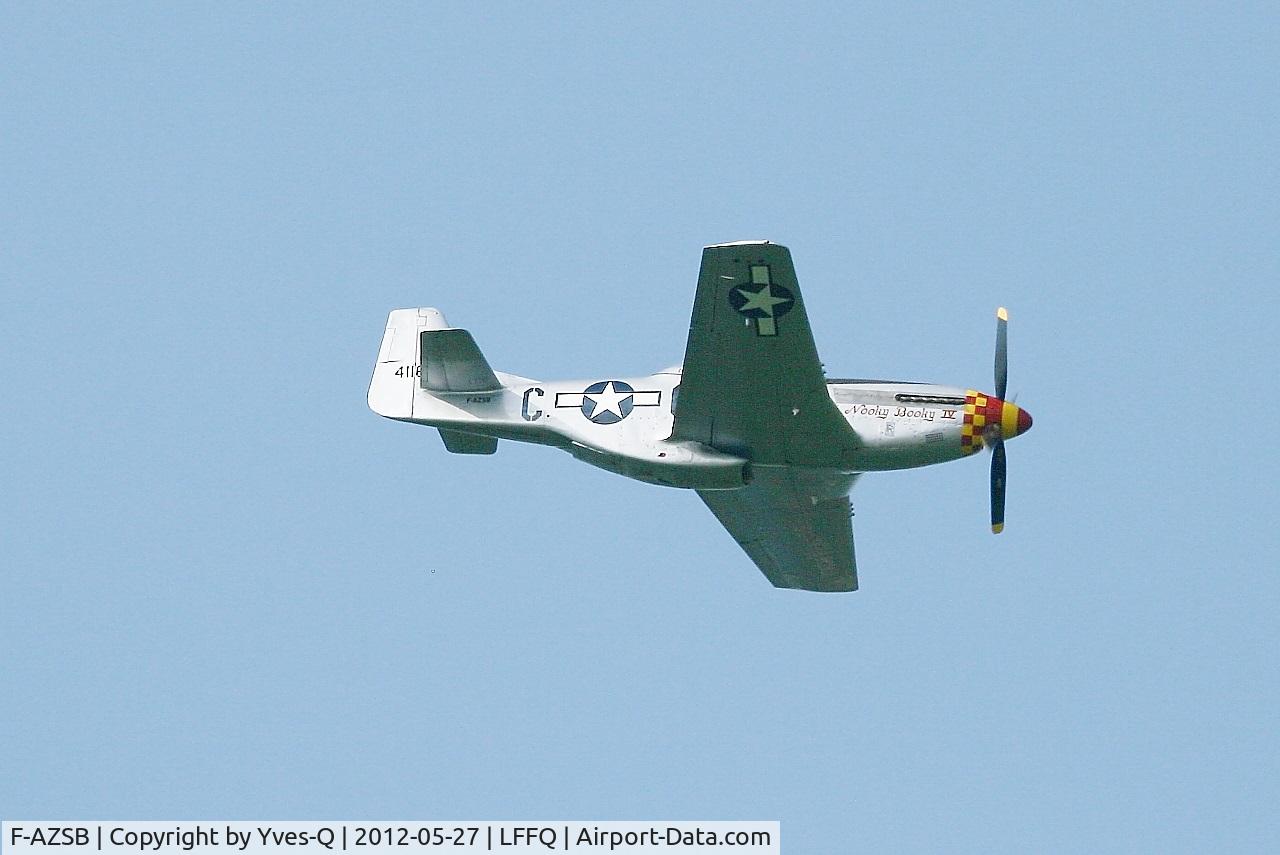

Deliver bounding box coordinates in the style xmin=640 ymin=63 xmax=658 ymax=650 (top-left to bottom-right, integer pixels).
xmin=990 ymin=438 xmax=1006 ymax=534
xmin=994 ymin=306 xmax=1008 ymax=400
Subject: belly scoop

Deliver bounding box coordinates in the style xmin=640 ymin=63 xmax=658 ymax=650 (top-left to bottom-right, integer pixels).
xmin=568 ymin=438 xmax=751 ymax=490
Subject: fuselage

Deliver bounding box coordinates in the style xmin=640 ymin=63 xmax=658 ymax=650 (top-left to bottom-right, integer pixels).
xmin=370 ymin=364 xmax=1032 ymax=489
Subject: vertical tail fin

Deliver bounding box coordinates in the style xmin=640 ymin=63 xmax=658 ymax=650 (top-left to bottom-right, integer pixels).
xmin=367 ymin=308 xmax=449 ymax=419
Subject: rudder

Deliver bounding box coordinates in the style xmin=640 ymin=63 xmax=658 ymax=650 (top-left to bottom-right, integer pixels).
xmin=367 ymin=308 xmax=449 ymax=419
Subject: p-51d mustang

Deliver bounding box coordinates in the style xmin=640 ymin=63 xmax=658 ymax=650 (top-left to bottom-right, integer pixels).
xmin=369 ymin=241 xmax=1032 ymax=592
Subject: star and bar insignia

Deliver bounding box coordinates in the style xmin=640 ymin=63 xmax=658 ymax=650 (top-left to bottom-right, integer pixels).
xmin=729 ymin=264 xmax=795 ymax=336
xmin=554 ymin=380 xmax=663 ymax=424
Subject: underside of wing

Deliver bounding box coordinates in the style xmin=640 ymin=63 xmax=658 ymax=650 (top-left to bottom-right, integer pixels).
xmin=672 ymin=242 xmax=855 ymax=467
xmin=697 ymin=469 xmax=858 ymax=592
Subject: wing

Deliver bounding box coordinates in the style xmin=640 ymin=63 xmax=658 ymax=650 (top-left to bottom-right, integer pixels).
xmin=672 ymin=241 xmax=855 ymax=466
xmin=697 ymin=470 xmax=858 ymax=592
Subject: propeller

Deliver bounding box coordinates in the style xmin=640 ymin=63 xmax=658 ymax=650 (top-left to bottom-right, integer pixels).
xmin=994 ymin=306 xmax=1008 ymax=400
xmin=990 ymin=307 xmax=1009 ymax=533
xmin=990 ymin=432 xmax=1007 ymax=533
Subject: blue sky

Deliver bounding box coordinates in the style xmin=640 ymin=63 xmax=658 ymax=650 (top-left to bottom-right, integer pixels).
xmin=3 ymin=2 xmax=1277 ymax=851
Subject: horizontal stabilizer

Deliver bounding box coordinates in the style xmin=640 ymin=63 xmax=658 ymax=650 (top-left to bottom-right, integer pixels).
xmin=420 ymin=329 xmax=501 ymax=393
xmin=439 ymin=429 xmax=498 ymax=455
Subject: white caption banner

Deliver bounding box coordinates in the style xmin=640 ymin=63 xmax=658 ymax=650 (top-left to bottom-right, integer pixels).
xmin=3 ymin=823 xmax=779 ymax=855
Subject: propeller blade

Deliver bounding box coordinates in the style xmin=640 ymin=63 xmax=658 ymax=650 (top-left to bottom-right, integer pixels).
xmin=994 ymin=307 xmax=1008 ymax=400
xmin=990 ymin=438 xmax=1006 ymax=534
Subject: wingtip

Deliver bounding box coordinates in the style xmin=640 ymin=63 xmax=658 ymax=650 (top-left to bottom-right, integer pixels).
xmin=996 ymin=307 xmax=1008 ymax=322
xmin=991 ymin=522 xmax=1004 ymax=534
xmin=705 ymin=239 xmax=772 ymax=248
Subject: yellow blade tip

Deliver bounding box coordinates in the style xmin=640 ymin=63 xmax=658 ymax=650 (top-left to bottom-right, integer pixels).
xmin=997 ymin=307 xmax=1008 ymax=321
xmin=992 ymin=523 xmax=1004 ymax=534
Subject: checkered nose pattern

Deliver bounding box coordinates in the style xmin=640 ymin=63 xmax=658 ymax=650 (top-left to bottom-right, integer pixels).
xmin=961 ymin=391 xmax=1033 ymax=454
